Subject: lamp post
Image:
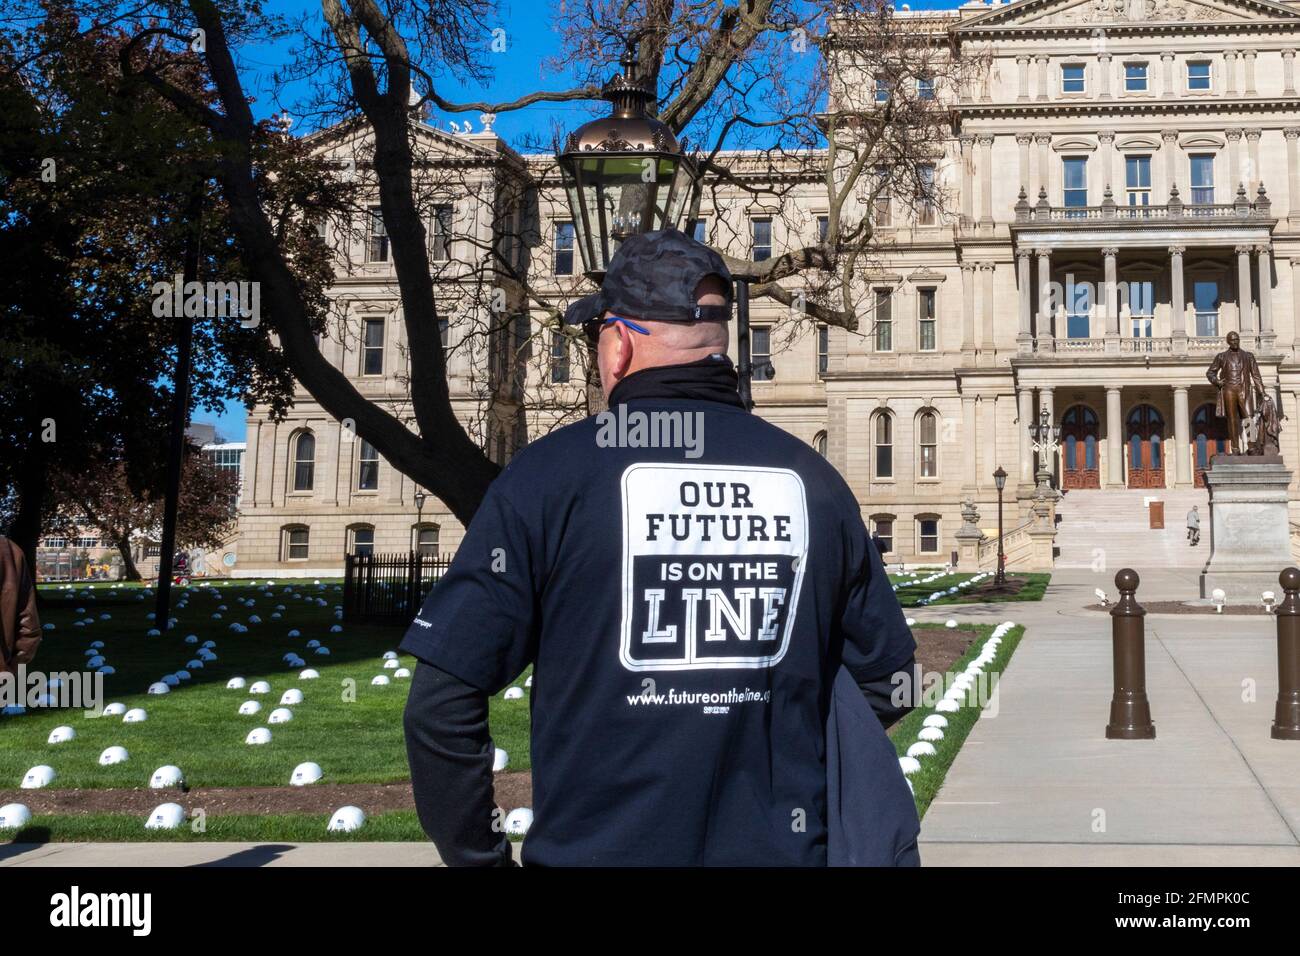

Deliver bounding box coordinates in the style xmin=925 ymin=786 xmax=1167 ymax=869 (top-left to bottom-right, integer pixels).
xmin=1027 ymin=404 xmax=1061 ymax=495
xmin=412 ymin=490 xmax=427 ymax=555
xmin=993 ymin=466 xmax=1008 ymax=585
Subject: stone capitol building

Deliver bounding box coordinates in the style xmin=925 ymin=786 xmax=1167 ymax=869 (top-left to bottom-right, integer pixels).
xmin=234 ymin=0 xmax=1300 ymax=577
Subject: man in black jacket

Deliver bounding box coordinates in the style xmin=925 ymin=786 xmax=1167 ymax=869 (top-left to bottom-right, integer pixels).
xmin=401 ymin=229 xmax=917 ymax=866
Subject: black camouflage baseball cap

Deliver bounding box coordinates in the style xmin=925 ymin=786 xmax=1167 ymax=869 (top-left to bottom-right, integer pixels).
xmin=562 ymin=227 xmax=733 ymax=328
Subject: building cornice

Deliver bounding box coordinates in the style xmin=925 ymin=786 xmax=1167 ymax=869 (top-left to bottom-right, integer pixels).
xmin=956 ymin=95 xmax=1300 ymax=119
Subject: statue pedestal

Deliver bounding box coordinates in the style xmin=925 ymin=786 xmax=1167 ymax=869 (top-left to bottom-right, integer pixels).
xmin=1199 ymin=455 xmax=1294 ymax=599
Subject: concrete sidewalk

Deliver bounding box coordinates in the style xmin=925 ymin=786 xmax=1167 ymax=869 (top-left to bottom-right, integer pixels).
xmin=0 ymin=841 xmax=527 ymax=867
xmin=918 ymin=568 xmax=1300 ymax=866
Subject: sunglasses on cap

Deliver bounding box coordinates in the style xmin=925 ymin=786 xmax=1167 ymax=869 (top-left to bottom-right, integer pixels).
xmin=583 ymin=314 xmax=652 ymax=345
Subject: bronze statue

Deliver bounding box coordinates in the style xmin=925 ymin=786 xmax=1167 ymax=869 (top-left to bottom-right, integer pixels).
xmin=1251 ymin=391 xmax=1284 ymax=457
xmin=1206 ymin=331 xmax=1265 ymax=455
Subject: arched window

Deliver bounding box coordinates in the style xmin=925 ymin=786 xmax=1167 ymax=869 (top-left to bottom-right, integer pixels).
xmin=282 ymin=525 xmax=310 ymax=561
xmin=918 ymin=411 xmax=938 ymax=478
xmin=292 ymin=432 xmax=315 ymax=492
xmin=348 ymin=524 xmax=375 ymax=556
xmin=357 ymin=440 xmax=380 ymax=490
xmin=873 ymin=412 xmax=893 ymax=478
xmin=813 ymin=431 xmax=828 ymax=457
xmin=415 ymin=524 xmax=439 ymax=557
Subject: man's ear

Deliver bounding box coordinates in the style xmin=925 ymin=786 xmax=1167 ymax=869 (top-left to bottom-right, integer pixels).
xmin=611 ymin=320 xmax=635 ymax=381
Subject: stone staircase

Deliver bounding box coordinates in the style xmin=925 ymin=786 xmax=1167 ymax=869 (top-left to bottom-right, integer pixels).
xmin=1053 ymin=487 xmax=1209 ymax=570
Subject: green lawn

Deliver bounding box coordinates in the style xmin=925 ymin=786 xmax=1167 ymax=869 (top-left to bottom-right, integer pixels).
xmin=2 ymin=583 xmax=532 ymax=793
xmin=892 ymin=623 xmax=1026 ymax=818
xmin=891 ymin=572 xmax=1050 ymax=608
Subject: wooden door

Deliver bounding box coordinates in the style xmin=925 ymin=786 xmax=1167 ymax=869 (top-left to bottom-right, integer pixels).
xmin=1126 ymin=404 xmax=1165 ymax=489
xmin=1061 ymin=405 xmax=1100 ymax=489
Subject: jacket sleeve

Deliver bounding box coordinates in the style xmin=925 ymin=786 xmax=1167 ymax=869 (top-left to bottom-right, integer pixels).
xmin=402 ymin=660 xmax=516 ymax=867
xmin=12 ymin=545 xmax=40 ymax=665
xmin=839 ymin=511 xmax=917 ymax=692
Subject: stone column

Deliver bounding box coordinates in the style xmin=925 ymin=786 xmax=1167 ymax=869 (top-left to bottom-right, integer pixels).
xmin=1284 ymin=49 xmax=1297 ymax=95
xmin=1106 ymin=386 xmax=1124 ymax=487
xmin=1098 ymin=129 xmax=1115 ymax=194
xmin=979 ymin=134 xmax=995 ymax=226
xmin=1224 ymin=50 xmax=1238 ymax=96
xmin=959 ymin=133 xmax=974 ymax=226
xmin=1161 ymin=51 xmax=1176 ymax=96
xmin=1016 ymin=133 xmax=1032 ymax=195
xmin=1293 ymin=258 xmax=1300 ymax=349
xmin=1017 ymin=56 xmax=1030 ymax=101
xmin=1170 ymin=245 xmax=1187 ymax=346
xmin=1018 ymin=387 xmax=1035 ymax=486
xmin=1257 ymin=244 xmax=1274 ymax=344
xmin=1017 ymin=249 xmax=1033 ymax=352
xmin=1286 ymin=128 xmax=1300 ymax=224
xmin=1037 ymin=247 xmax=1054 ymax=348
xmin=980 ymin=261 xmax=996 ymax=359
xmin=1237 ymin=244 xmax=1255 ymax=336
xmin=961 ymin=261 xmax=976 ymax=355
xmin=1103 ymin=247 xmax=1120 ymax=346
xmin=1098 ymin=52 xmax=1112 ymax=99
xmin=1036 ymin=55 xmax=1049 ymax=101
xmin=1173 ymin=385 xmax=1192 ymax=487
xmin=1161 ymin=129 xmax=1179 ymax=197
xmin=1227 ymin=127 xmax=1243 ymax=190
xmin=962 ymin=394 xmax=978 ymax=490
xmin=1036 ymin=134 xmax=1051 ymax=196
xmin=1245 ymin=129 xmax=1261 ymax=192
xmin=1243 ymin=49 xmax=1257 ymax=94
xmin=246 ymin=420 xmax=262 ymax=507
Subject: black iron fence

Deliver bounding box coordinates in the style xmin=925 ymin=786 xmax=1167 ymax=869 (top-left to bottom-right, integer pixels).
xmin=343 ymin=551 xmax=452 ymax=624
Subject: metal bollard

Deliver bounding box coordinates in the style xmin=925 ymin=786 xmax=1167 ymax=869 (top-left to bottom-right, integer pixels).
xmin=1106 ymin=568 xmax=1156 ymax=740
xmin=1272 ymin=568 xmax=1300 ymax=740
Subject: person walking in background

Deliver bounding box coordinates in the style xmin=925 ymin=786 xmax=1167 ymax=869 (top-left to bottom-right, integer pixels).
xmin=1187 ymin=505 xmax=1201 ymax=547
xmin=0 ymin=535 xmax=41 ymax=676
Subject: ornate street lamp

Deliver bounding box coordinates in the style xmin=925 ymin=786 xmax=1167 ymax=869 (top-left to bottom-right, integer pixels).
xmin=412 ymin=490 xmax=428 ymax=555
xmin=1027 ymin=404 xmax=1061 ymax=494
xmin=557 ymin=46 xmax=702 ymax=277
xmin=993 ymin=466 xmax=1008 ymax=586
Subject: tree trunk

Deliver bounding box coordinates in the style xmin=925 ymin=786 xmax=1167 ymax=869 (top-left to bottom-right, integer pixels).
xmin=8 ymin=448 xmax=48 ymax=577
xmin=115 ymin=537 xmax=141 ymax=582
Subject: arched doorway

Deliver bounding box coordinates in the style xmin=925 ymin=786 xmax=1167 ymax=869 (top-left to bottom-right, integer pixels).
xmin=1061 ymin=404 xmax=1100 ymax=489
xmin=1193 ymin=402 xmax=1229 ymax=488
xmin=1126 ymin=404 xmax=1165 ymax=488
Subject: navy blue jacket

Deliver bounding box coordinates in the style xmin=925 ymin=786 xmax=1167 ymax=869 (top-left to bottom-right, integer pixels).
xmin=401 ymin=357 xmax=918 ymax=866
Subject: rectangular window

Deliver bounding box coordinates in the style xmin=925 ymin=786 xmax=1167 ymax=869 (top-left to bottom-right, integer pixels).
xmin=430 ymin=204 xmax=453 ymax=261
xmin=1124 ymin=62 xmax=1148 ymax=92
xmin=919 ymin=414 xmax=938 ymax=478
xmin=438 ymin=318 xmax=449 ymax=348
xmin=752 ymin=326 xmax=773 ymax=382
xmin=358 ymin=440 xmax=380 ymax=491
xmin=1063 ymin=157 xmax=1088 ymax=215
xmin=286 ymin=528 xmax=309 ymax=561
xmin=1125 ymin=155 xmax=1151 ymax=208
xmin=1061 ymin=64 xmax=1085 ymax=93
xmin=367 ymin=206 xmax=388 ymax=262
xmin=917 ymin=288 xmax=936 ymax=351
xmin=1067 ymin=281 xmax=1091 ymax=338
xmin=874 ymin=76 xmax=891 ymax=103
xmin=917 ymin=76 xmax=935 ymax=100
xmin=874 ymin=289 xmax=893 ymax=352
xmin=916 ymin=164 xmax=935 ymax=225
xmin=817 ymin=215 xmax=829 ymax=243
xmin=351 ymin=528 xmax=374 ymax=556
xmin=818 ymin=324 xmax=829 ymax=376
xmin=873 ymin=166 xmax=892 ymax=226
xmin=1187 ymin=61 xmax=1211 ymax=91
xmin=553 ymin=221 xmax=575 ymax=275
xmin=751 ymin=218 xmax=772 ymax=262
xmin=1190 ymin=154 xmax=1215 ymax=205
xmin=919 ymin=518 xmax=939 ymax=553
xmin=362 ymin=318 xmax=385 ymax=375
xmin=874 ymin=415 xmax=893 ymax=479
xmin=1194 ymin=280 xmax=1220 ymax=337
xmin=1130 ymin=279 xmax=1155 ymax=339
xmin=688 ymin=218 xmax=708 ymax=243
xmin=550 ymin=331 xmax=570 ymax=384
xmin=417 ymin=526 xmax=439 ymax=557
